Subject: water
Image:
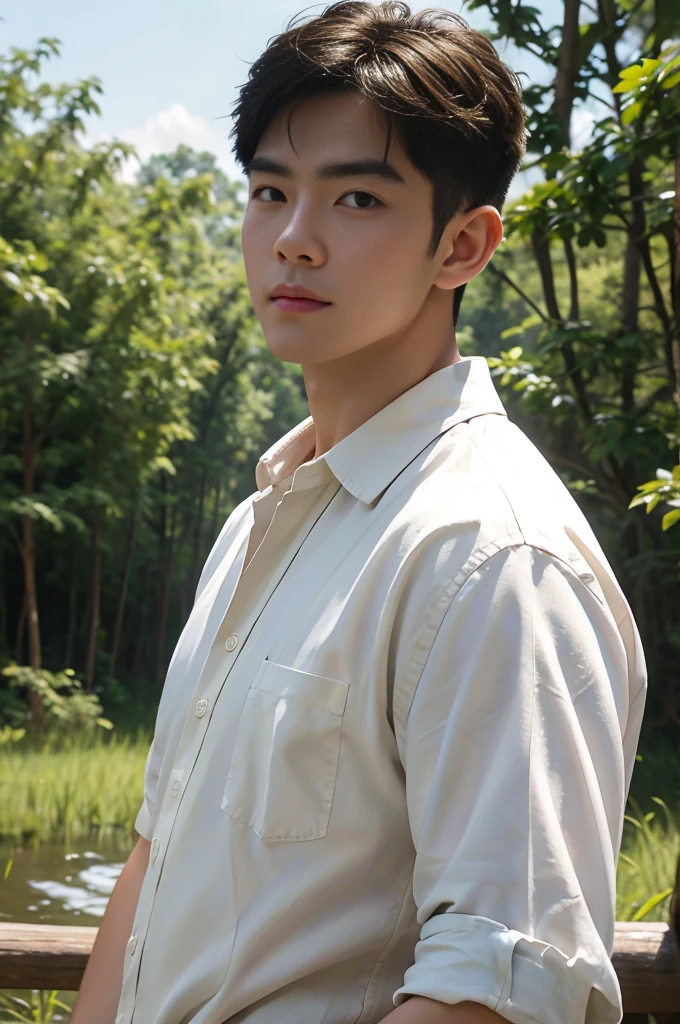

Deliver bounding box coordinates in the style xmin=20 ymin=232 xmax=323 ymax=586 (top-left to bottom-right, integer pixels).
xmin=0 ymin=838 xmax=133 ymax=928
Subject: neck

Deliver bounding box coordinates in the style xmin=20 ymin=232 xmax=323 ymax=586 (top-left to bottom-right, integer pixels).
xmin=303 ymin=292 xmax=460 ymax=460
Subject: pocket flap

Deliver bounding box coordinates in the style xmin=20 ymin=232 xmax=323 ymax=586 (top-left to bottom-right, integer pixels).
xmin=253 ymin=660 xmax=349 ymax=716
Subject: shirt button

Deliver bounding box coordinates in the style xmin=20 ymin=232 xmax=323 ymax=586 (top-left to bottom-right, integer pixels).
xmin=127 ymin=934 xmax=138 ymax=956
xmin=195 ymin=698 xmax=208 ymax=718
xmin=580 ymin=572 xmax=595 ymax=583
xmin=172 ymin=780 xmax=181 ymax=793
xmin=225 ymin=634 xmax=239 ymax=652
xmin=150 ymin=837 xmax=160 ymax=865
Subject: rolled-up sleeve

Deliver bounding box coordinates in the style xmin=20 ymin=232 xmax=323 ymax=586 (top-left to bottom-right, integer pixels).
xmin=392 ymin=543 xmax=645 ymax=1024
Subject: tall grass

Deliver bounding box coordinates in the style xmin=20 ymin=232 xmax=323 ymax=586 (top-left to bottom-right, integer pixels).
xmin=617 ymin=795 xmax=679 ymax=922
xmin=0 ymin=731 xmax=149 ymax=845
xmin=615 ymin=740 xmax=680 ymax=922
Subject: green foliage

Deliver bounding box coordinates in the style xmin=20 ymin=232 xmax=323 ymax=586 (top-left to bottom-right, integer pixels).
xmin=628 ymin=464 xmax=680 ymax=530
xmin=458 ymin=0 xmax=680 ymax=730
xmin=0 ymin=37 xmax=308 ymax=703
xmin=0 ymin=664 xmax=112 ymax=735
xmin=0 ymin=731 xmax=148 ymax=843
xmin=0 ymin=990 xmax=71 ymax=1023
xmin=617 ymin=795 xmax=680 ymax=922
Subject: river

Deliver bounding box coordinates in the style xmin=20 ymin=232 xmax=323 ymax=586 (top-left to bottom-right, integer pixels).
xmin=0 ymin=838 xmax=131 ymax=929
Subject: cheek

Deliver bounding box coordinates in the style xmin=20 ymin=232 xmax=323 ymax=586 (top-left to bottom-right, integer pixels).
xmin=344 ymin=223 xmax=430 ymax=300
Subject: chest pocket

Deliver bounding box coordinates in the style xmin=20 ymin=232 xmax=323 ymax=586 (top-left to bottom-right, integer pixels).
xmin=221 ymin=659 xmax=349 ymax=841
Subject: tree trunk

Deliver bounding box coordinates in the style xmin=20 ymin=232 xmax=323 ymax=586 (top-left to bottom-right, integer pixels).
xmin=531 ymin=232 xmax=562 ymax=321
xmin=554 ymin=0 xmax=580 ymax=147
xmin=210 ymin=480 xmax=222 ymax=551
xmin=181 ymin=466 xmax=207 ymax=622
xmin=109 ymin=498 xmax=139 ymax=680
xmin=64 ymin=544 xmax=78 ymax=671
xmin=14 ymin=591 xmax=26 ymax=664
xmin=84 ymin=509 xmax=101 ymax=693
xmin=671 ymin=139 xmax=680 ymax=411
xmin=20 ymin=379 xmax=43 ymax=728
xmin=155 ymin=548 xmax=173 ymax=689
xmin=84 ymin=433 xmax=103 ymax=693
xmin=130 ymin=564 xmax=150 ymax=687
xmin=621 ymin=236 xmax=641 ymax=414
xmin=154 ymin=476 xmax=177 ymax=688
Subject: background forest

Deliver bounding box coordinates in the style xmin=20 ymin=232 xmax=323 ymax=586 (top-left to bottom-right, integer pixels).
xmin=0 ymin=0 xmax=679 ymax=1016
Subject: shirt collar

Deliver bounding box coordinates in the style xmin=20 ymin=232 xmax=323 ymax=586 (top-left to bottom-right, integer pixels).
xmin=255 ymin=356 xmax=507 ymax=505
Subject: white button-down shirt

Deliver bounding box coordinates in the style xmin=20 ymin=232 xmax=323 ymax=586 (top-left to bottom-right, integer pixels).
xmin=116 ymin=356 xmax=646 ymax=1024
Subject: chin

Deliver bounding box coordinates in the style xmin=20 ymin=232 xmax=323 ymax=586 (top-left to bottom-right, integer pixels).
xmin=262 ymin=330 xmax=318 ymax=363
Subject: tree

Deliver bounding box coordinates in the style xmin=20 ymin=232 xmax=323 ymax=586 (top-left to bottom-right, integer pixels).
xmin=0 ymin=39 xmax=308 ymax=715
xmin=460 ymin=0 xmax=680 ymax=729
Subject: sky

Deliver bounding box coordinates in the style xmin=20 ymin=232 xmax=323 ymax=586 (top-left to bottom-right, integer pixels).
xmin=4 ymin=0 xmax=575 ymax=191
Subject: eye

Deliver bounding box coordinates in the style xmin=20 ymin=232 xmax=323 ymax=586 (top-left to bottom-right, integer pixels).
xmin=340 ymin=191 xmax=381 ymax=209
xmin=251 ymin=186 xmax=285 ymax=202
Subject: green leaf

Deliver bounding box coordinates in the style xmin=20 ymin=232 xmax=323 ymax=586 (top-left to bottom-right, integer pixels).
xmin=618 ymin=852 xmax=639 ymax=871
xmin=618 ymin=63 xmax=646 ymax=83
xmin=662 ymin=508 xmax=680 ymax=531
xmin=631 ymin=887 xmax=673 ymax=922
xmin=621 ymin=100 xmax=644 ymax=125
xmin=662 ymin=71 xmax=680 ymax=89
xmin=612 ymin=80 xmax=637 ymax=95
xmin=659 ymin=54 xmax=680 ymax=81
xmin=500 ymin=313 xmax=541 ymax=340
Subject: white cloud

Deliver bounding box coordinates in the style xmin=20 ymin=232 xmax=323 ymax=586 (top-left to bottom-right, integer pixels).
xmin=86 ymin=104 xmax=245 ymax=184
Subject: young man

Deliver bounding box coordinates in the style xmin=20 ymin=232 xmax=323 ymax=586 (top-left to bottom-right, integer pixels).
xmin=71 ymin=3 xmax=647 ymax=1023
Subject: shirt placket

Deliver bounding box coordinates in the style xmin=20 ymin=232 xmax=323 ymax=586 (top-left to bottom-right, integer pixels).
xmin=115 ymin=469 xmax=340 ymax=1024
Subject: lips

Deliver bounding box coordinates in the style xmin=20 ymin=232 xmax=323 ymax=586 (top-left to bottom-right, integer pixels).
xmin=271 ymin=295 xmax=331 ymax=313
xmin=269 ymin=286 xmax=331 ymax=314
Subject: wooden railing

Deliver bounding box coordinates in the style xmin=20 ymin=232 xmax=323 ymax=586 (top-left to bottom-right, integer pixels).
xmin=0 ymin=921 xmax=679 ymax=1020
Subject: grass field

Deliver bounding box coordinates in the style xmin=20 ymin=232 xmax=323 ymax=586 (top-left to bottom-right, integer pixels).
xmin=0 ymin=731 xmax=677 ymax=923
xmin=0 ymin=731 xmax=149 ymax=846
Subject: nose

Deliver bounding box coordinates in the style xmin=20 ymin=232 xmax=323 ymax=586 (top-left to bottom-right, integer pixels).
xmin=274 ymin=204 xmax=326 ymax=266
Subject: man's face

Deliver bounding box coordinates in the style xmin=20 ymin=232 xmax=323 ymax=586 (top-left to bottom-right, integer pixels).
xmin=241 ymin=90 xmax=452 ymax=367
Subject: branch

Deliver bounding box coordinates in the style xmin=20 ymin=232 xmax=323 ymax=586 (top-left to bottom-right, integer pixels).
xmin=486 ymin=263 xmax=550 ymax=323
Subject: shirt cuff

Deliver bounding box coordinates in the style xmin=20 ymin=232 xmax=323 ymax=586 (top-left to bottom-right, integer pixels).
xmin=134 ymin=798 xmax=156 ymax=841
xmin=392 ymin=913 xmax=622 ymax=1024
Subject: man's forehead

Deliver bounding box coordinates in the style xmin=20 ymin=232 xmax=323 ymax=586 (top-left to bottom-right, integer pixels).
xmin=252 ymin=94 xmax=414 ymax=178
xmin=258 ymin=91 xmax=390 ymax=152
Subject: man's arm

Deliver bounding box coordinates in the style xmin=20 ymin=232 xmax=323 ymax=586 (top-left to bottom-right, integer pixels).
xmin=380 ymin=996 xmax=505 ymax=1022
xmin=388 ymin=544 xmax=638 ymax=1023
xmin=70 ymin=835 xmax=150 ymax=1024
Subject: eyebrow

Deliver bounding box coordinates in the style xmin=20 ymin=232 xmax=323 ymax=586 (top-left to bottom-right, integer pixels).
xmin=246 ymin=155 xmax=405 ymax=185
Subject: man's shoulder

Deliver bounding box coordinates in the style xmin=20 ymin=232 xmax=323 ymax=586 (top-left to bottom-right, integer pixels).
xmin=384 ymin=410 xmax=626 ymax=635
xmin=398 ymin=410 xmax=598 ymax=561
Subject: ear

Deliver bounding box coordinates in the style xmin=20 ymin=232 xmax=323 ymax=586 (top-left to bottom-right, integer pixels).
xmin=433 ymin=205 xmax=504 ymax=293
